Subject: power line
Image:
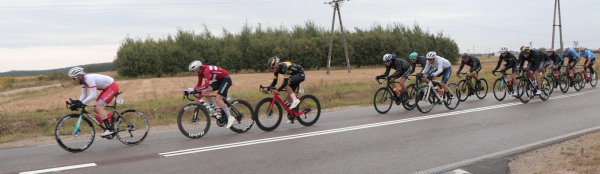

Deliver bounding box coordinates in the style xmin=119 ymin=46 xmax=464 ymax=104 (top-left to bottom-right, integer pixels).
xmin=568 ymin=0 xmax=600 ymax=11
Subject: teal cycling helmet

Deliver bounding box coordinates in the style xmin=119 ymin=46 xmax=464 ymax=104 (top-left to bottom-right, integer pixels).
xmin=409 ymin=52 xmax=418 ymax=59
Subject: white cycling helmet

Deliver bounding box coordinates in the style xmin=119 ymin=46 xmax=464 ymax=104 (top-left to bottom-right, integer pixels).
xmin=499 ymin=46 xmax=508 ymax=53
xmin=68 ymin=67 xmax=85 ymax=77
xmin=188 ymin=60 xmax=202 ymax=72
xmin=426 ymin=51 xmax=436 ymax=59
xmin=532 ymin=47 xmax=538 ymax=51
xmin=382 ymin=54 xmax=394 ymax=62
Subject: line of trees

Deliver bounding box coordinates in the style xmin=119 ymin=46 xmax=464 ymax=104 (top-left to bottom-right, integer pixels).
xmin=114 ymin=21 xmax=459 ymax=77
xmin=0 ymin=63 xmax=116 ymax=77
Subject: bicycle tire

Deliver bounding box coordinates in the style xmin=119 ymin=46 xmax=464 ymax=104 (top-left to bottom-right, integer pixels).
xmin=591 ymin=71 xmax=598 ymax=87
xmin=416 ymin=86 xmax=434 ymax=113
xmin=444 ymin=83 xmax=460 ymax=110
xmin=254 ymin=98 xmax=283 ymax=132
xmin=177 ymin=103 xmax=210 ymax=139
xmin=296 ymin=94 xmax=321 ymax=126
xmin=475 ymin=78 xmax=488 ymax=99
xmin=55 ymin=114 xmax=95 ymax=153
xmin=574 ymin=73 xmax=584 ymax=91
xmin=517 ymin=80 xmax=532 ymax=103
xmin=457 ymin=80 xmax=469 ymax=102
xmin=115 ymin=110 xmax=149 ymax=145
xmin=539 ymin=77 xmax=551 ymax=101
xmin=559 ymin=73 xmax=570 ymax=93
xmin=493 ymin=78 xmax=507 ymax=101
xmin=228 ymin=99 xmax=255 ymax=133
xmin=373 ymin=87 xmax=393 ymax=114
xmin=402 ymin=84 xmax=418 ymax=111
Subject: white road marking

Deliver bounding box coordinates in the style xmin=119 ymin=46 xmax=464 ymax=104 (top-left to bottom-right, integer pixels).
xmin=19 ymin=163 xmax=97 ymax=174
xmin=159 ymin=89 xmax=600 ymax=157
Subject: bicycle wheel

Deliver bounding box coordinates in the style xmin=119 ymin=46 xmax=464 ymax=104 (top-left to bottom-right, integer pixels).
xmin=475 ymin=78 xmax=488 ymax=99
xmin=416 ymin=86 xmax=434 ymax=113
xmin=254 ymin=98 xmax=283 ymax=132
xmin=296 ymin=94 xmax=321 ymax=126
xmin=574 ymin=73 xmax=584 ymax=91
xmin=493 ymin=78 xmax=507 ymax=101
xmin=227 ymin=100 xmax=255 ymax=133
xmin=115 ymin=110 xmax=149 ymax=145
xmin=517 ymin=80 xmax=532 ymax=103
xmin=546 ymin=74 xmax=556 ymax=91
xmin=55 ymin=114 xmax=95 ymax=152
xmin=457 ymin=80 xmax=469 ymax=102
xmin=559 ymin=73 xmax=570 ymax=93
xmin=591 ymin=71 xmax=598 ymax=87
xmin=373 ymin=87 xmax=393 ymax=114
xmin=402 ymin=84 xmax=418 ymax=111
xmin=539 ymin=77 xmax=551 ymax=101
xmin=444 ymin=83 xmax=460 ymax=110
xmin=177 ymin=104 xmax=210 ymax=139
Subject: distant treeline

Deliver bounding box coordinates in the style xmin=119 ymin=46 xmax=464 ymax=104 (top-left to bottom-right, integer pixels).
xmin=114 ymin=21 xmax=460 ymax=77
xmin=0 ymin=63 xmax=116 ymax=77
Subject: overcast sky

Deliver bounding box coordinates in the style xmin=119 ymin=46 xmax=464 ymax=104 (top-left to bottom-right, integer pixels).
xmin=1 ymin=0 xmax=599 ymax=72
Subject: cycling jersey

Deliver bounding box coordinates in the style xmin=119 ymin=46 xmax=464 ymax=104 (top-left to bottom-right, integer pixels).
xmin=518 ymin=50 xmax=543 ymax=71
xmin=580 ymin=50 xmax=596 ymax=60
xmin=458 ymin=55 xmax=481 ymax=73
xmin=79 ymin=74 xmax=117 ymax=105
xmin=548 ymin=52 xmax=563 ymax=66
xmin=423 ymin=56 xmax=451 ymax=77
xmin=380 ymin=58 xmax=410 ymax=79
xmin=562 ymin=49 xmax=580 ymax=61
xmin=409 ymin=56 xmax=428 ymax=74
xmin=271 ymin=62 xmax=304 ymax=91
xmin=194 ymin=65 xmax=230 ymax=91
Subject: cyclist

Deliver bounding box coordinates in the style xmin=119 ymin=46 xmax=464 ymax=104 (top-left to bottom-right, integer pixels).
xmin=547 ymin=50 xmax=564 ymax=88
xmin=562 ymin=47 xmax=580 ymax=85
xmin=409 ymin=52 xmax=427 ymax=75
xmin=533 ymin=48 xmax=551 ymax=76
xmin=456 ymin=53 xmax=483 ymax=91
xmin=376 ymin=54 xmax=411 ymax=102
xmin=579 ymin=47 xmax=596 ymax=78
xmin=68 ymin=67 xmax=119 ymax=137
xmin=517 ymin=46 xmax=544 ymax=95
xmin=262 ymin=57 xmax=305 ymax=123
xmin=420 ymin=51 xmax=453 ymax=99
xmin=492 ymin=46 xmax=519 ymax=96
xmin=186 ymin=60 xmax=235 ymax=128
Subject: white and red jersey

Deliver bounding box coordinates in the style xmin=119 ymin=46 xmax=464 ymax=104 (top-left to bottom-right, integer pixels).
xmin=194 ymin=65 xmax=230 ymax=91
xmin=79 ymin=74 xmax=115 ymax=104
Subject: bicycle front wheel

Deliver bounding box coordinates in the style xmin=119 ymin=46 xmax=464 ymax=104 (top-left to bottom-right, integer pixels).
xmin=254 ymin=98 xmax=283 ymax=132
xmin=296 ymin=94 xmax=321 ymax=126
xmin=476 ymin=78 xmax=488 ymax=99
xmin=416 ymin=86 xmax=434 ymax=113
xmin=493 ymin=78 xmax=507 ymax=101
xmin=228 ymin=99 xmax=255 ymax=133
xmin=177 ymin=104 xmax=210 ymax=139
xmin=115 ymin=110 xmax=149 ymax=145
xmin=539 ymin=77 xmax=552 ymax=101
xmin=559 ymin=73 xmax=570 ymax=93
xmin=457 ymin=80 xmax=469 ymax=102
xmin=373 ymin=87 xmax=393 ymax=114
xmin=444 ymin=83 xmax=461 ymax=110
xmin=574 ymin=73 xmax=584 ymax=91
xmin=517 ymin=80 xmax=532 ymax=103
xmin=402 ymin=84 xmax=418 ymax=111
xmin=55 ymin=114 xmax=95 ymax=153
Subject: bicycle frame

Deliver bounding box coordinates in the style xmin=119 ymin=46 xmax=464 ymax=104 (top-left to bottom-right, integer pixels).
xmin=184 ymin=91 xmax=240 ymax=119
xmin=420 ymin=80 xmax=446 ymax=102
xmin=268 ymin=93 xmax=309 ymax=118
xmin=68 ymin=96 xmax=125 ymax=136
xmin=493 ymin=70 xmax=512 ymax=92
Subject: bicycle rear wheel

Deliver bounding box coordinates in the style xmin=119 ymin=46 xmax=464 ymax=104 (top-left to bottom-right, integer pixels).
xmin=493 ymin=78 xmax=507 ymax=101
xmin=591 ymin=71 xmax=598 ymax=87
xmin=115 ymin=110 xmax=149 ymax=145
xmin=457 ymin=80 xmax=469 ymax=102
xmin=475 ymin=78 xmax=488 ymax=99
xmin=55 ymin=114 xmax=95 ymax=152
xmin=373 ymin=87 xmax=393 ymax=114
xmin=574 ymin=73 xmax=584 ymax=91
xmin=517 ymin=80 xmax=533 ymax=103
xmin=296 ymin=94 xmax=321 ymax=126
xmin=228 ymin=99 xmax=255 ymax=133
xmin=416 ymin=86 xmax=434 ymax=113
xmin=254 ymin=98 xmax=283 ymax=132
xmin=559 ymin=73 xmax=570 ymax=93
xmin=402 ymin=84 xmax=418 ymax=111
xmin=539 ymin=77 xmax=552 ymax=101
xmin=444 ymin=83 xmax=460 ymax=110
xmin=177 ymin=104 xmax=210 ymax=139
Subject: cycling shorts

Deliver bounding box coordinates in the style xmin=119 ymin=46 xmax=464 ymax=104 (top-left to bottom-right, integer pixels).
xmin=543 ymin=60 xmax=551 ymax=68
xmin=427 ymin=66 xmax=452 ymax=84
xmin=526 ymin=62 xmax=543 ymax=72
xmin=96 ymin=82 xmax=119 ymax=106
xmin=209 ymin=77 xmax=232 ymax=97
xmin=503 ymin=63 xmax=518 ymax=74
xmin=584 ymin=59 xmax=596 ymax=68
xmin=288 ymin=73 xmax=305 ymax=92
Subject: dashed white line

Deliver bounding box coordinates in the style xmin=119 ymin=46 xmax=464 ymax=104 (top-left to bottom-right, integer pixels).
xmin=20 ymin=163 xmax=97 ymax=174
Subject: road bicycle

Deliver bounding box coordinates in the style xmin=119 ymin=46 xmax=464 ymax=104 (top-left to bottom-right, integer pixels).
xmin=55 ymin=91 xmax=148 ymax=152
xmin=177 ymin=91 xmax=255 ymax=139
xmin=515 ymin=69 xmax=552 ymax=103
xmin=545 ymin=65 xmax=566 ymax=93
xmin=491 ymin=69 xmax=516 ymax=101
xmin=415 ymin=73 xmax=460 ymax=113
xmin=564 ymin=64 xmax=584 ymax=92
xmin=457 ymin=72 xmax=488 ymax=101
xmin=577 ymin=64 xmax=598 ymax=88
xmin=254 ymin=85 xmax=321 ymax=131
xmin=373 ymin=76 xmax=417 ymax=114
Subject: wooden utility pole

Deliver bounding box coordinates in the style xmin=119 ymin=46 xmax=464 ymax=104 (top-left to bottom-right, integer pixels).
xmin=325 ymin=0 xmax=351 ymax=74
xmin=551 ymin=0 xmax=564 ymax=52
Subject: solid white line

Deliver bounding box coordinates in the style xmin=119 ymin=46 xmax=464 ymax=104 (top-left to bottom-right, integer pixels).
xmin=159 ymin=89 xmax=600 ymax=157
xmin=20 ymin=163 xmax=97 ymax=174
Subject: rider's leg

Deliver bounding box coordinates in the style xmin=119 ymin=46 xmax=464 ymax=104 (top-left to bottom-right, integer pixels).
xmin=202 ymin=87 xmax=216 ymax=106
xmin=399 ymin=78 xmax=407 ymax=92
xmin=390 ymin=77 xmax=397 ymax=90
xmin=535 ymin=71 xmax=542 ymax=89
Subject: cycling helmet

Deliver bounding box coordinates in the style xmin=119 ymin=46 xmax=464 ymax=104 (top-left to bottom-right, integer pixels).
xmin=499 ymin=46 xmax=508 ymax=53
xmin=580 ymin=47 xmax=586 ymax=52
xmin=409 ymin=52 xmax=418 ymax=60
xmin=532 ymin=47 xmax=538 ymax=51
xmin=426 ymin=51 xmax=436 ymax=59
xmin=267 ymin=56 xmax=280 ymax=68
xmin=461 ymin=53 xmax=469 ymax=60
xmin=188 ymin=60 xmax=202 ymax=72
xmin=521 ymin=46 xmax=531 ymax=54
xmin=68 ymin=67 xmax=85 ymax=77
xmin=382 ymin=54 xmax=395 ymax=62
xmin=565 ymin=47 xmax=571 ymax=52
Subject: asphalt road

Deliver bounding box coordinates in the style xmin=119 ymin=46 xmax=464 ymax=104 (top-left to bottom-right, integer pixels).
xmin=3 ymin=87 xmax=600 ymax=174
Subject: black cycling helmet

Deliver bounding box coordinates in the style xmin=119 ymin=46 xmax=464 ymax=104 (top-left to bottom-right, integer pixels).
xmin=461 ymin=53 xmax=469 ymax=60
xmin=267 ymin=56 xmax=280 ymax=68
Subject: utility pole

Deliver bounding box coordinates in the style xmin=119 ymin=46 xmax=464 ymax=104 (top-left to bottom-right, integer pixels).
xmin=325 ymin=0 xmax=351 ymax=74
xmin=551 ymin=0 xmax=564 ymax=52
xmin=473 ymin=45 xmax=475 ymax=54
xmin=573 ymin=41 xmax=579 ymax=50
xmin=529 ymin=42 xmax=533 ymax=47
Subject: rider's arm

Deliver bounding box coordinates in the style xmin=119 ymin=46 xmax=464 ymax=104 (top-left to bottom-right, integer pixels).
xmin=78 ymin=86 xmax=87 ymax=101
xmin=388 ymin=61 xmax=403 ymax=77
xmin=432 ymin=58 xmax=444 ymax=76
xmin=81 ymin=79 xmax=97 ymax=104
xmin=193 ymin=69 xmax=211 ymax=91
xmin=493 ymin=58 xmax=502 ymax=71
xmin=518 ymin=54 xmax=526 ymax=69
xmin=277 ymin=74 xmax=290 ymax=91
xmin=270 ymin=72 xmax=278 ymax=87
xmin=381 ymin=65 xmax=391 ymax=77
xmin=457 ymin=60 xmax=465 ymax=72
xmin=409 ymin=61 xmax=416 ymax=74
